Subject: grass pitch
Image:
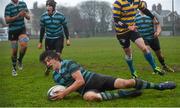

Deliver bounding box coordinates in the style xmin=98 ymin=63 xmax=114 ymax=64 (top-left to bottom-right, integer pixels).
xmin=0 ymin=36 xmax=180 ymax=107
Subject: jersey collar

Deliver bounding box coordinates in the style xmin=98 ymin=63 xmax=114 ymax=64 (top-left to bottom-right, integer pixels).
xmin=11 ymin=1 xmax=20 ymax=6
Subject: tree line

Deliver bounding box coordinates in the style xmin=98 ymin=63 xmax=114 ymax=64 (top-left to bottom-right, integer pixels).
xmin=31 ymin=1 xmax=113 ymax=38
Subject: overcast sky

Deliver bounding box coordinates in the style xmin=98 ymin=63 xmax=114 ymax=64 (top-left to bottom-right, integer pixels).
xmin=1 ymin=0 xmax=180 ymax=17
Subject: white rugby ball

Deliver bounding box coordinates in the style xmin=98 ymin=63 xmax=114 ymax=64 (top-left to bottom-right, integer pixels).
xmin=47 ymin=85 xmax=66 ymax=100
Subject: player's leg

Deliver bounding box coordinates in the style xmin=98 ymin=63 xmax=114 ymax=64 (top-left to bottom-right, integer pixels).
xmin=114 ymin=78 xmax=176 ymax=91
xmin=83 ymin=91 xmax=102 ymax=101
xmin=55 ymin=37 xmax=64 ymax=56
xmin=151 ymin=38 xmax=174 ymax=72
xmin=155 ymin=50 xmax=174 ymax=72
xmin=18 ymin=34 xmax=29 ymax=70
xmin=123 ymin=47 xmax=138 ymax=78
xmin=44 ymin=38 xmax=63 ymax=75
xmin=117 ymin=33 xmax=137 ymax=78
xmin=11 ymin=41 xmax=18 ymax=76
xmin=134 ymin=78 xmax=176 ymax=90
xmin=44 ymin=37 xmax=64 ymax=75
xmin=131 ymin=32 xmax=164 ymax=75
xmin=9 ymin=31 xmax=19 ymax=76
xmin=44 ymin=38 xmax=54 ymax=76
xmin=83 ymin=89 xmax=142 ymax=101
xmin=82 ymin=74 xmax=142 ymax=101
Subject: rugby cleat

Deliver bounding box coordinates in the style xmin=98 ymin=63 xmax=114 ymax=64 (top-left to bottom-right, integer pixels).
xmin=132 ymin=71 xmax=138 ymax=79
xmin=153 ymin=67 xmax=165 ymax=76
xmin=157 ymin=81 xmax=176 ymax=90
xmin=17 ymin=59 xmax=23 ymax=70
xmin=12 ymin=68 xmax=18 ymax=76
xmin=163 ymin=65 xmax=175 ymax=72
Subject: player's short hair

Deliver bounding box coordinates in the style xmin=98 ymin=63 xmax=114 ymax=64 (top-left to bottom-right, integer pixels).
xmin=39 ymin=50 xmax=61 ymax=64
xmin=46 ymin=0 xmax=56 ymax=9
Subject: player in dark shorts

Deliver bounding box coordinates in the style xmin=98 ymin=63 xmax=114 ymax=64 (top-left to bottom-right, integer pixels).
xmin=135 ymin=1 xmax=174 ymax=72
xmin=38 ymin=0 xmax=70 ymax=75
xmin=39 ymin=51 xmax=176 ymax=101
xmin=112 ymin=0 xmax=165 ymax=78
xmin=4 ymin=0 xmax=30 ymax=76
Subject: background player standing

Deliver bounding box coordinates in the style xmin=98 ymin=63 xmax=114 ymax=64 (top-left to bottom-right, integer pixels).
xmin=4 ymin=0 xmax=30 ymax=76
xmin=112 ymin=0 xmax=165 ymax=78
xmin=37 ymin=0 xmax=70 ymax=75
xmin=135 ymin=1 xmax=174 ymax=72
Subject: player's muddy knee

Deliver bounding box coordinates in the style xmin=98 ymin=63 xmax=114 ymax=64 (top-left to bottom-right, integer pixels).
xmin=83 ymin=91 xmax=101 ymax=101
xmin=19 ymin=34 xmax=29 ymax=47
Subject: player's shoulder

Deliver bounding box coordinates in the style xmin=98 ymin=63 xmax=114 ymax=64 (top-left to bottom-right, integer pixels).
xmin=18 ymin=1 xmax=27 ymax=7
xmin=115 ymin=0 xmax=124 ymax=3
xmin=135 ymin=13 xmax=141 ymax=17
xmin=5 ymin=2 xmax=13 ymax=8
xmin=113 ymin=0 xmax=123 ymax=4
xmin=42 ymin=12 xmax=47 ymax=16
xmin=144 ymin=15 xmax=152 ymax=19
xmin=135 ymin=13 xmax=143 ymax=20
xmin=62 ymin=60 xmax=79 ymax=67
xmin=62 ymin=60 xmax=76 ymax=64
xmin=19 ymin=1 xmax=26 ymax=4
xmin=41 ymin=12 xmax=48 ymax=18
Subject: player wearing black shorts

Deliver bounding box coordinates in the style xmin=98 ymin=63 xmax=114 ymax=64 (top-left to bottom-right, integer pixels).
xmin=38 ymin=0 xmax=70 ymax=75
xmin=39 ymin=51 xmax=176 ymax=101
xmin=112 ymin=0 xmax=166 ymax=78
xmin=135 ymin=1 xmax=174 ymax=72
xmin=5 ymin=0 xmax=30 ymax=76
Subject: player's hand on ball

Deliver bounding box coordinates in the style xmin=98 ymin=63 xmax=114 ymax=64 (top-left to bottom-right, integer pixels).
xmin=66 ymin=39 xmax=70 ymax=46
xmin=51 ymin=90 xmax=65 ymax=100
xmin=38 ymin=43 xmax=42 ymax=49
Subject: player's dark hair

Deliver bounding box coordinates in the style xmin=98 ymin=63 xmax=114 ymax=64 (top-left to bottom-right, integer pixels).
xmin=46 ymin=0 xmax=56 ymax=10
xmin=39 ymin=50 xmax=61 ymax=64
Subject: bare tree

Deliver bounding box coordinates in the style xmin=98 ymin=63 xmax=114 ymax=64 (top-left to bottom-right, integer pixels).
xmin=77 ymin=1 xmax=112 ymax=36
xmin=78 ymin=1 xmax=97 ymax=36
xmin=96 ymin=1 xmax=112 ymax=33
xmin=68 ymin=7 xmax=82 ymax=36
xmin=31 ymin=2 xmax=46 ymax=37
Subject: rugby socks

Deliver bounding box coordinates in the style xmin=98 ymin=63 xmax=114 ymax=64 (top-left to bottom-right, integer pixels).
xmin=99 ymin=92 xmax=119 ymax=100
xmin=134 ymin=78 xmax=159 ymax=89
xmin=158 ymin=56 xmax=165 ymax=66
xmin=126 ymin=59 xmax=136 ymax=76
xmin=125 ymin=55 xmax=137 ymax=77
xmin=144 ymin=52 xmax=157 ymax=69
xmin=11 ymin=56 xmax=17 ymax=70
xmin=18 ymin=47 xmax=27 ymax=63
xmin=100 ymin=90 xmax=134 ymax=100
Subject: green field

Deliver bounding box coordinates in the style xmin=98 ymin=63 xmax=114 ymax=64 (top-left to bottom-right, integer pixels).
xmin=0 ymin=36 xmax=180 ymax=107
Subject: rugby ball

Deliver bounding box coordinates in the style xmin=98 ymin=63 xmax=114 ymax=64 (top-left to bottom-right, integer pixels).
xmin=47 ymin=85 xmax=66 ymax=100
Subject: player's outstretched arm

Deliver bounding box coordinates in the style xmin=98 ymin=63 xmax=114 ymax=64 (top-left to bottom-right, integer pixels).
xmin=52 ymin=70 xmax=85 ymax=100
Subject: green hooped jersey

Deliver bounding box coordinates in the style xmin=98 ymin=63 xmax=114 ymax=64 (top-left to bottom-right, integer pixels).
xmin=5 ymin=1 xmax=29 ymax=32
xmin=52 ymin=60 xmax=94 ymax=95
xmin=135 ymin=13 xmax=154 ymax=40
xmin=40 ymin=11 xmax=67 ymax=39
